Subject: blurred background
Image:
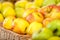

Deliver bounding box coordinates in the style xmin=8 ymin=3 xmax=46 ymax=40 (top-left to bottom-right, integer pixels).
xmin=0 ymin=0 xmax=34 ymax=3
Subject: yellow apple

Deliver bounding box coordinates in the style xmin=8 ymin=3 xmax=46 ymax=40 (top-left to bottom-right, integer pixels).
xmin=13 ymin=18 xmax=29 ymax=34
xmin=25 ymin=2 xmax=39 ymax=9
xmin=15 ymin=1 xmax=28 ymax=8
xmin=3 ymin=7 xmax=16 ymax=17
xmin=0 ymin=2 xmax=2 ymax=11
xmin=3 ymin=16 xmax=15 ymax=30
xmin=25 ymin=2 xmax=34 ymax=9
xmin=2 ymin=2 xmax=13 ymax=12
xmin=26 ymin=21 xmax=43 ymax=35
xmin=20 ymin=0 xmax=33 ymax=2
xmin=33 ymin=0 xmax=44 ymax=7
xmin=0 ymin=13 xmax=4 ymax=22
xmin=2 ymin=2 xmax=13 ymax=8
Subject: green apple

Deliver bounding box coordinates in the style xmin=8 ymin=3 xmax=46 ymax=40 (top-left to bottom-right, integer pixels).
xmin=42 ymin=0 xmax=56 ymax=6
xmin=47 ymin=19 xmax=60 ymax=36
xmin=57 ymin=3 xmax=60 ymax=6
xmin=55 ymin=30 xmax=60 ymax=36
xmin=48 ymin=36 xmax=60 ymax=40
xmin=56 ymin=0 xmax=60 ymax=4
xmin=32 ymin=28 xmax=53 ymax=40
xmin=15 ymin=7 xmax=25 ymax=18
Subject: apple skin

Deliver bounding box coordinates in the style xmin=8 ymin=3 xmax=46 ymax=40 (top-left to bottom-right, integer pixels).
xmin=3 ymin=16 xmax=15 ymax=30
xmin=3 ymin=7 xmax=16 ymax=17
xmin=26 ymin=21 xmax=43 ymax=35
xmin=50 ymin=6 xmax=60 ymax=19
xmin=2 ymin=2 xmax=13 ymax=12
xmin=25 ymin=2 xmax=40 ymax=9
xmin=23 ymin=8 xmax=37 ymax=18
xmin=0 ymin=2 xmax=2 ymax=12
xmin=46 ymin=19 xmax=60 ymax=36
xmin=2 ymin=2 xmax=13 ymax=8
xmin=33 ymin=0 xmax=44 ymax=7
xmin=38 ymin=5 xmax=57 ymax=18
xmin=57 ymin=3 xmax=60 ymax=6
xmin=25 ymin=10 xmax=44 ymax=23
xmin=32 ymin=28 xmax=53 ymax=40
xmin=48 ymin=36 xmax=60 ymax=40
xmin=42 ymin=0 xmax=56 ymax=6
xmin=43 ymin=18 xmax=53 ymax=27
xmin=15 ymin=7 xmax=25 ymax=18
xmin=15 ymin=1 xmax=28 ymax=8
xmin=12 ymin=18 xmax=29 ymax=34
xmin=0 ymin=13 xmax=4 ymax=22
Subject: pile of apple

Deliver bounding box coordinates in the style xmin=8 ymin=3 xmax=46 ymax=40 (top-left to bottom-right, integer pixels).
xmin=0 ymin=0 xmax=60 ymax=40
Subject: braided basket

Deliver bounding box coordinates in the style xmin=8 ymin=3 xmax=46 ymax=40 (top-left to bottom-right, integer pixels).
xmin=0 ymin=23 xmax=31 ymax=40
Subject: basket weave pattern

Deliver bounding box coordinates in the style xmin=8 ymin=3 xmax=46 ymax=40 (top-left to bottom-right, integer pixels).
xmin=0 ymin=23 xmax=31 ymax=40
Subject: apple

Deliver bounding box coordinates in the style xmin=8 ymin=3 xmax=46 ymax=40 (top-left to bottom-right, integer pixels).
xmin=26 ymin=21 xmax=43 ymax=35
xmin=56 ymin=0 xmax=60 ymax=4
xmin=50 ymin=6 xmax=60 ymax=19
xmin=46 ymin=19 xmax=60 ymax=36
xmin=23 ymin=9 xmax=44 ymax=23
xmin=0 ymin=13 xmax=4 ymax=22
xmin=32 ymin=28 xmax=53 ymax=40
xmin=48 ymin=36 xmax=60 ymax=40
xmin=3 ymin=7 xmax=16 ymax=17
xmin=25 ymin=2 xmax=34 ymax=9
xmin=57 ymin=3 xmax=60 ymax=6
xmin=2 ymin=2 xmax=13 ymax=8
xmin=43 ymin=18 xmax=53 ymax=27
xmin=13 ymin=18 xmax=29 ymax=34
xmin=26 ymin=12 xmax=44 ymax=23
xmin=42 ymin=0 xmax=56 ymax=6
xmin=20 ymin=0 xmax=34 ymax=2
xmin=25 ymin=2 xmax=40 ymax=9
xmin=2 ymin=2 xmax=13 ymax=12
xmin=15 ymin=1 xmax=28 ymax=8
xmin=3 ymin=16 xmax=15 ymax=30
xmin=0 ymin=2 xmax=2 ymax=12
xmin=38 ymin=5 xmax=57 ymax=18
xmin=15 ymin=7 xmax=25 ymax=18
xmin=33 ymin=0 xmax=44 ymax=7
xmin=23 ymin=8 xmax=36 ymax=18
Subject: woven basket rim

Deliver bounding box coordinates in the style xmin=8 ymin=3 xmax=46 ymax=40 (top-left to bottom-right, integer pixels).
xmin=0 ymin=26 xmax=31 ymax=37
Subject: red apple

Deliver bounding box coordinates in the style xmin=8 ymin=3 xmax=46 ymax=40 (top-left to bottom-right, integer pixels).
xmin=25 ymin=11 xmax=44 ymax=23
xmin=38 ymin=5 xmax=57 ymax=18
xmin=50 ymin=6 xmax=60 ymax=19
xmin=23 ymin=8 xmax=37 ymax=18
